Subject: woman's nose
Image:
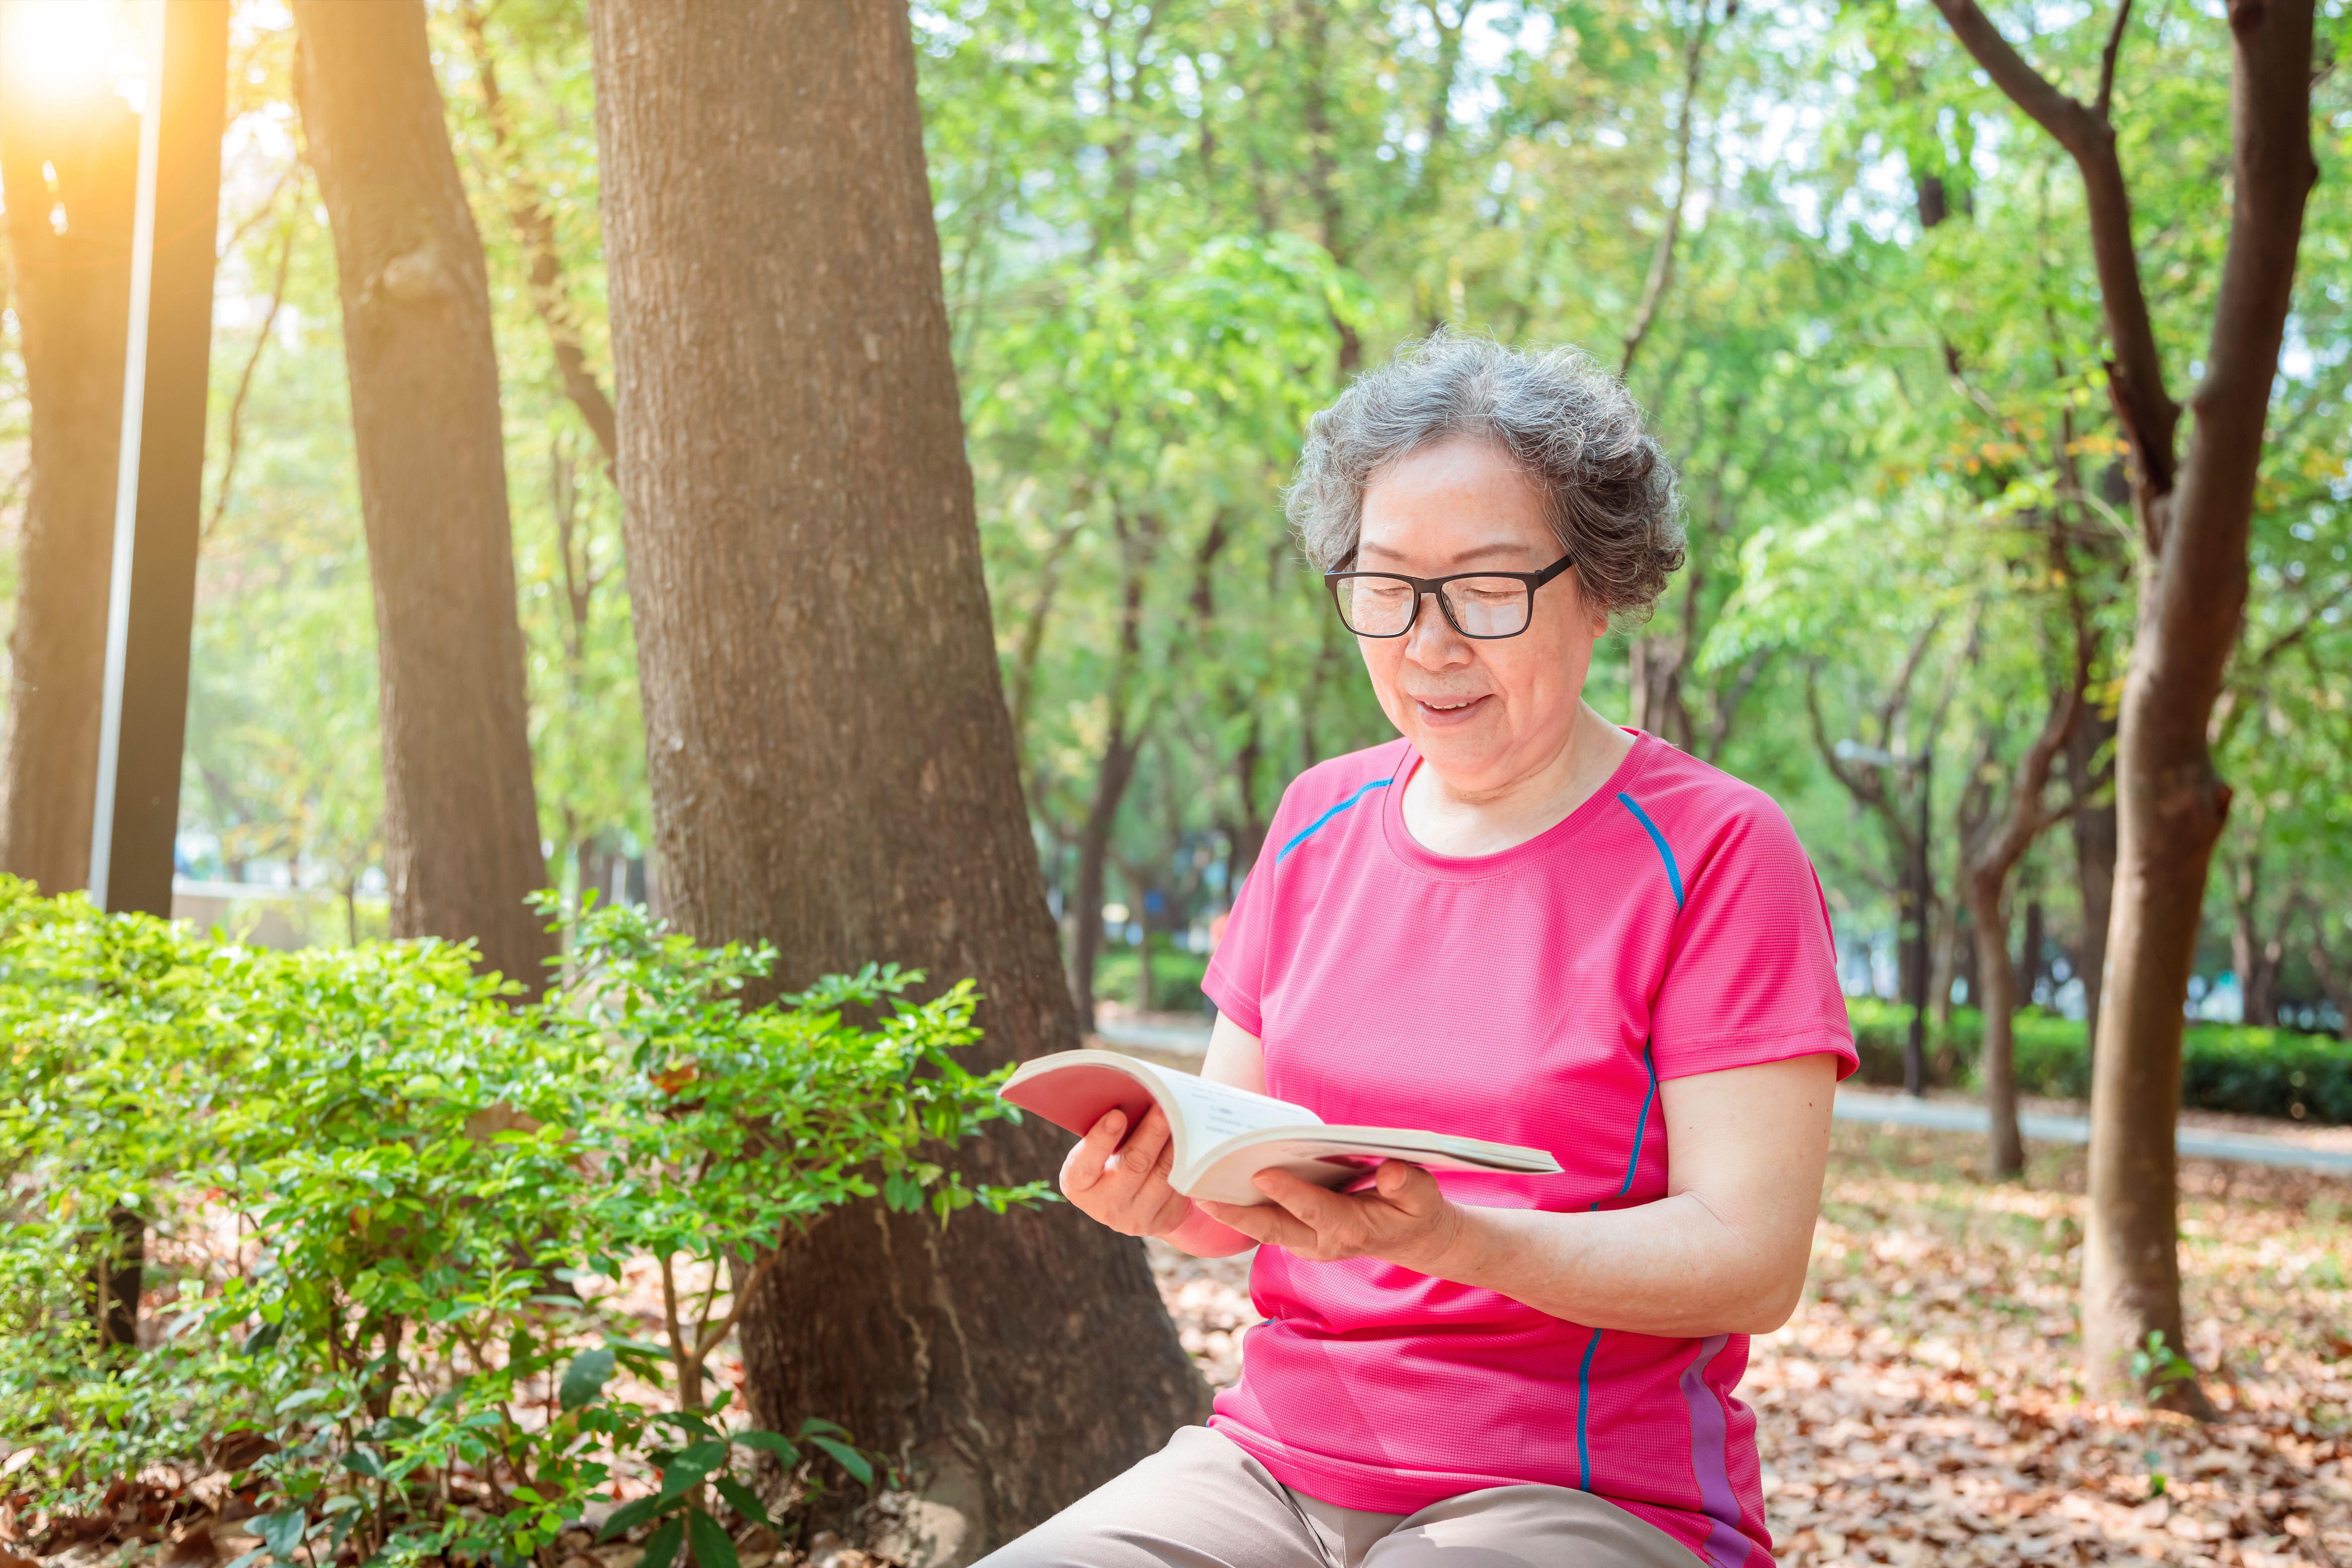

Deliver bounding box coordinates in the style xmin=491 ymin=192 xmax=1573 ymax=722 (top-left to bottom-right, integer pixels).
xmin=1404 ymin=591 xmax=1468 ymax=662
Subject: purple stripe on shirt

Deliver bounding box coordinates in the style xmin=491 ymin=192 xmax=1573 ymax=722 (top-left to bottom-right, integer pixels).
xmin=1679 ymin=1333 xmax=1755 ymax=1568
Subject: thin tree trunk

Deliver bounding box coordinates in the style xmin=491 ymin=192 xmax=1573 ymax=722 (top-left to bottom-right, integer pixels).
xmin=1966 ymin=869 xmax=2025 ymax=1175
xmin=0 ymin=89 xmax=138 ymax=893
xmin=1226 ymin=717 xmax=1269 ymax=885
xmin=2229 ymin=854 xmax=2262 ymax=1025
xmin=2020 ymin=894 xmax=2046 ymax=1008
xmin=1960 ymin=665 xmax=2084 ymax=1177
xmin=1070 ymin=722 xmax=1146 ymax=1027
xmin=587 ymin=5 xmax=1207 ymax=1558
xmin=1124 ymin=861 xmax=1156 ymax=1014
xmin=1930 ymin=0 xmax=2318 ymax=1405
xmin=2068 ymin=706 xmax=2116 ymax=1051
xmin=2305 ymin=901 xmax=2352 ymax=1043
xmin=293 ymin=0 xmax=554 ymax=990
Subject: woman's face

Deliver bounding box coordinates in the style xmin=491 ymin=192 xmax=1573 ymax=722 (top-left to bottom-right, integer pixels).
xmin=1351 ymin=437 xmax=1607 ymax=793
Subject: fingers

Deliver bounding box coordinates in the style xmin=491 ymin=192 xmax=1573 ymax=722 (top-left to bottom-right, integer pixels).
xmin=1373 ymin=1159 xmax=1441 ymax=1210
xmin=1199 ymin=1197 xmax=1317 ymax=1253
xmin=1109 ymin=1105 xmax=1175 ymax=1185
xmin=1058 ymin=1107 xmax=1130 ymax=1196
xmin=1061 ymin=1107 xmax=1189 ymax=1238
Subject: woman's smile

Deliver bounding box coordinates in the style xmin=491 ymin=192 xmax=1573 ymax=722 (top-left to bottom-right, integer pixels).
xmin=1412 ymin=692 xmax=1493 ymax=726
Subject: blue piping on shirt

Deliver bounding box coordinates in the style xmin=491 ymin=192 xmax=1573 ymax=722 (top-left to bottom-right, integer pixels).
xmin=1578 ymin=1042 xmax=1659 ymax=1492
xmin=1616 ymin=792 xmax=1684 ymax=907
xmin=1274 ymin=778 xmax=1391 ymax=864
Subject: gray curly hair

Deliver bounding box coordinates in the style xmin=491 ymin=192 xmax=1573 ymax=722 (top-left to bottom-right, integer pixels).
xmin=1286 ymin=332 xmax=1685 ymax=623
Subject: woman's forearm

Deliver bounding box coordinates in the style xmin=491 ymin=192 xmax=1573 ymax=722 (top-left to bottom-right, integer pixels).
xmin=1429 ymin=1191 xmax=1809 ymax=1338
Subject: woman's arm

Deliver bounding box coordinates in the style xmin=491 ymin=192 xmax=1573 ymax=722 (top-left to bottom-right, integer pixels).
xmin=1054 ymin=1011 xmax=1264 ymax=1259
xmin=1198 ymin=1051 xmax=1837 ymax=1338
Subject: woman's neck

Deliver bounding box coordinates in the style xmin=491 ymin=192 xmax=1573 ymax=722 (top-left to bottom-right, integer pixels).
xmin=1401 ymin=703 xmax=1637 ymax=858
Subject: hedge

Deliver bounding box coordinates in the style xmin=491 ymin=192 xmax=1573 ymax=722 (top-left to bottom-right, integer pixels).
xmin=1843 ymin=997 xmax=2352 ymax=1124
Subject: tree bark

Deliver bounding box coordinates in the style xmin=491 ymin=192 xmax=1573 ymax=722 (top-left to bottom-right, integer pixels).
xmin=0 ymin=89 xmax=138 ymax=894
xmin=1959 ymin=667 xmax=2084 ymax=1177
xmin=586 ymin=4 xmax=1209 ymax=1559
xmin=2067 ymin=705 xmax=2117 ymax=1051
xmin=293 ymin=0 xmax=554 ymax=989
xmin=1963 ymin=870 xmax=2023 ymax=1173
xmin=1067 ymin=508 xmax=1159 ymax=1025
xmin=1070 ymin=719 xmax=1146 ymax=1027
xmin=2226 ymin=851 xmax=2287 ymax=1026
xmin=2019 ymin=895 xmax=2046 ymax=1008
xmin=1930 ymin=0 xmax=2318 ymax=1404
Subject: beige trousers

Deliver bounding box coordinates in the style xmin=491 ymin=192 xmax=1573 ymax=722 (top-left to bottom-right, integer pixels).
xmin=977 ymin=1425 xmax=1700 ymax=1568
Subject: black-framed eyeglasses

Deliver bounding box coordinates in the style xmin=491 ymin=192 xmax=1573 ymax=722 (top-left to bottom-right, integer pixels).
xmin=1324 ymin=550 xmax=1577 ymax=640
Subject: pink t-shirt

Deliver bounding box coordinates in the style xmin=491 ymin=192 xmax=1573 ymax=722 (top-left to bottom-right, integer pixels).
xmin=1200 ymin=732 xmax=1855 ymax=1566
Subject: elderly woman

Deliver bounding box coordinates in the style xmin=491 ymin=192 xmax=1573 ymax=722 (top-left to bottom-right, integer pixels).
xmin=986 ymin=335 xmax=1854 ymax=1568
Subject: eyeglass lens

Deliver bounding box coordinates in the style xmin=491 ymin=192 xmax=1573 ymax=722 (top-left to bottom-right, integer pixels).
xmin=1334 ymin=576 xmax=1532 ymax=638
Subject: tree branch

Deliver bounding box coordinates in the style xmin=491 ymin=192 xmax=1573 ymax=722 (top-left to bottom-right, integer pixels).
xmin=1620 ymin=0 xmax=1725 ymax=377
xmin=206 ymin=218 xmax=298 ymax=540
xmin=2095 ymin=0 xmax=2134 ymax=121
xmin=461 ymin=0 xmax=619 ymax=472
xmin=1928 ymin=0 xmax=2181 ymax=524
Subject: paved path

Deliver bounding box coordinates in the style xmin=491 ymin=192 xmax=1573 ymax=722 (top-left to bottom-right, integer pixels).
xmin=1093 ymin=1018 xmax=2352 ymax=1178
xmin=1833 ymin=1090 xmax=2352 ymax=1176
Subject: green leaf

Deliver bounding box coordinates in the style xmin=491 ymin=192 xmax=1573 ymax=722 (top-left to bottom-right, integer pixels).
xmin=731 ymin=1430 xmax=799 ymax=1464
xmin=711 ymin=1476 xmax=770 ymax=1530
xmin=666 ymin=1438 xmax=729 ymax=1480
xmin=808 ymin=1436 xmax=873 ymax=1488
xmin=686 ymin=1509 xmax=739 ymax=1568
xmin=559 ymin=1347 xmax=617 ymax=1412
xmin=340 ymin=1450 xmax=383 ymax=1479
xmin=597 ymin=1496 xmax=666 ymax=1542
xmin=257 ymin=1511 xmax=308 ymax=1561
xmin=243 ymin=1321 xmax=283 ymax=1356
xmin=638 ymin=1515 xmax=685 ymax=1568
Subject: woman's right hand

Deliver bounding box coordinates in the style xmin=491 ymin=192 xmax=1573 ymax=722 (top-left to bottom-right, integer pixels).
xmin=1059 ymin=1104 xmax=1193 ymax=1239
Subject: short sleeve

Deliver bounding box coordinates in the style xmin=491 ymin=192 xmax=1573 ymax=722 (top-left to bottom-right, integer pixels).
xmin=1201 ymin=846 xmax=1276 ymax=1037
xmin=1647 ymin=800 xmax=1857 ymax=1082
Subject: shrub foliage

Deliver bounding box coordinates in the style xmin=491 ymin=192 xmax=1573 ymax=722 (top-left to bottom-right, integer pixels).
xmin=1845 ymin=997 xmax=2352 ymax=1123
xmin=0 ymin=879 xmax=1041 ymax=1565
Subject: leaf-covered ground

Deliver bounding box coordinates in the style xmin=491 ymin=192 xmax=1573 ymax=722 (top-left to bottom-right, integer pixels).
xmin=1149 ymin=1122 xmax=2352 ymax=1567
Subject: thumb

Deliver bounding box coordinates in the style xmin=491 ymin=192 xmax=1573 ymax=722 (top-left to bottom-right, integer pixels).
xmin=1375 ymin=1160 xmax=1437 ymax=1206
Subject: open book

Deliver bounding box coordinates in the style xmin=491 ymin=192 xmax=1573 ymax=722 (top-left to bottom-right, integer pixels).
xmin=998 ymin=1049 xmax=1561 ymax=1208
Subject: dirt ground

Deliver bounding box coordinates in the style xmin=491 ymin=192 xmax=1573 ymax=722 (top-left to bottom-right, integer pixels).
xmin=1149 ymin=1121 xmax=2352 ymax=1567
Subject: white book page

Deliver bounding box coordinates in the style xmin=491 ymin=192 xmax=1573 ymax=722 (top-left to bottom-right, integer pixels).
xmin=1149 ymin=1068 xmax=1320 ymax=1145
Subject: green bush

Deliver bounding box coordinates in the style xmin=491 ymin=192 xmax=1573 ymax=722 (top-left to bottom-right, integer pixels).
xmin=0 ymin=879 xmax=1040 ymax=1565
xmin=1843 ymin=995 xmax=2352 ymax=1122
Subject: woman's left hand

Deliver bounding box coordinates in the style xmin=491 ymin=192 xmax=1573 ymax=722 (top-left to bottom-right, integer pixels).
xmin=1200 ymin=1160 xmax=1472 ymax=1274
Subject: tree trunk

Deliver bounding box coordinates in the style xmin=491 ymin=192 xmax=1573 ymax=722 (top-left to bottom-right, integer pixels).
xmin=0 ymin=90 xmax=138 ymax=893
xmin=1070 ymin=723 xmax=1145 ymax=1026
xmin=1129 ymin=873 xmax=1155 ymax=1015
xmin=1960 ymin=674 xmax=2082 ymax=1178
xmin=1966 ymin=869 xmax=2025 ymax=1177
xmin=292 ymin=0 xmax=553 ymax=989
xmin=2227 ymin=852 xmax=2283 ymax=1026
xmin=2020 ymin=894 xmax=2045 ymax=1008
xmin=1930 ymin=0 xmax=2316 ymax=1407
xmin=2068 ymin=707 xmax=2116 ymax=1051
xmin=587 ymin=4 xmax=1209 ymax=1559
xmin=2306 ymin=903 xmax=2352 ymax=1043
